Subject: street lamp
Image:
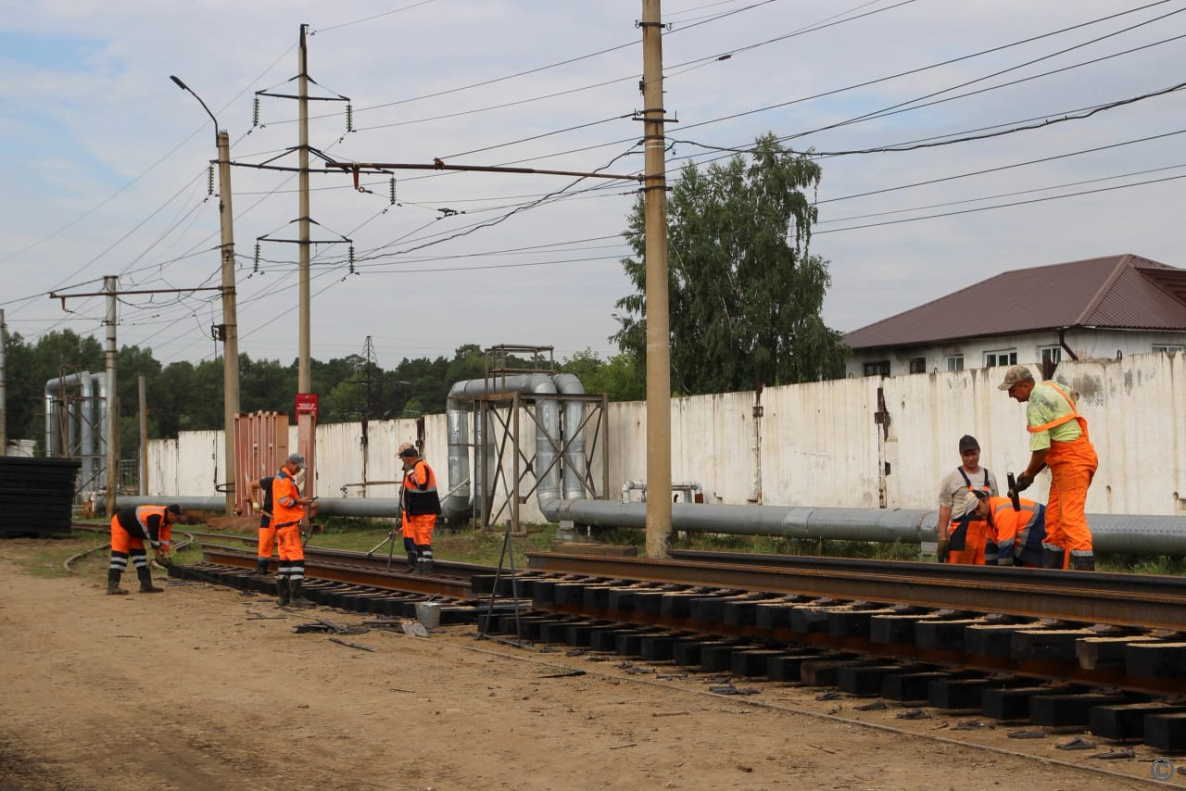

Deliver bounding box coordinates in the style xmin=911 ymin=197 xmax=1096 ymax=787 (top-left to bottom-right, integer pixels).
xmin=171 ymin=75 xmax=241 ymax=517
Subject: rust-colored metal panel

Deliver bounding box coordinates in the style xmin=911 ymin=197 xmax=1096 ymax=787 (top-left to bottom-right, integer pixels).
xmin=234 ymin=411 xmax=288 ymax=515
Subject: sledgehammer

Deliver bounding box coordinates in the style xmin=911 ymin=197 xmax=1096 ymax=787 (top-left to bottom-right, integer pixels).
xmin=1006 ymin=473 xmax=1023 ymax=512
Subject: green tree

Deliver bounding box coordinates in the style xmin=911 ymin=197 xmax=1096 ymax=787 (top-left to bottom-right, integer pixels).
xmin=560 ymin=348 xmax=645 ymax=402
xmin=613 ymin=134 xmax=847 ymax=395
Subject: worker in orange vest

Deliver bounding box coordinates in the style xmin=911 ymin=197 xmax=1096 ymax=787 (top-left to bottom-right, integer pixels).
xmin=272 ymin=453 xmax=317 ymax=607
xmin=107 ymin=504 xmax=182 ymax=594
xmin=399 ymin=443 xmax=441 ymax=574
xmin=999 ymin=365 xmax=1098 ymax=570
xmin=964 ymin=489 xmax=1047 ymax=567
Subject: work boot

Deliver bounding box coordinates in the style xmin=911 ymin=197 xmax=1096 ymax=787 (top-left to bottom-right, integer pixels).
xmin=417 ymin=557 xmax=433 ymax=576
xmin=1041 ymin=546 xmax=1065 ymax=569
xmin=1070 ymin=554 xmax=1096 ymax=571
xmin=288 ymin=578 xmax=315 ymax=609
xmin=405 ymin=552 xmax=418 ymax=574
xmin=277 ymin=577 xmax=291 ymax=606
xmin=253 ymin=559 xmax=270 ymax=575
xmin=106 ymin=570 xmax=128 ymax=596
xmin=136 ymin=566 xmax=164 ymax=593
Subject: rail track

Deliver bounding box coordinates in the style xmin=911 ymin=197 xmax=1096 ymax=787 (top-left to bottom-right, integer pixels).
xmin=75 ymin=524 xmax=1186 ymax=753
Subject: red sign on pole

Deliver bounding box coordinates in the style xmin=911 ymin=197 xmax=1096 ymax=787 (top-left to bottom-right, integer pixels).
xmin=295 ymin=393 xmax=319 ymax=418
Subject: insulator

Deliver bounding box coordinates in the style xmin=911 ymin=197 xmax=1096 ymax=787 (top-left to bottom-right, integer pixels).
xmin=349 ymin=244 xmax=356 ymax=274
xmin=346 ymin=103 xmax=354 ymax=133
xmin=253 ymin=96 xmax=261 ymax=127
xmin=253 ymin=242 xmax=261 ymax=273
xmin=207 ymin=165 xmax=215 ymax=196
xmin=390 ymin=177 xmax=397 ymax=205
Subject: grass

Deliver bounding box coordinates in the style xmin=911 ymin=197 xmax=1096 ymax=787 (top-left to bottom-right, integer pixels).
xmin=305 ymin=517 xmax=559 ymax=569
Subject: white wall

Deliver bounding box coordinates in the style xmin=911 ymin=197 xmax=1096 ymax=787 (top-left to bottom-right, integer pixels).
xmin=147 ymin=352 xmax=1186 ymax=518
xmin=845 ymin=329 xmax=1186 ymax=378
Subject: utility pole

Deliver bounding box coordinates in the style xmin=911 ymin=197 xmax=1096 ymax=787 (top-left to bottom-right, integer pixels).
xmin=104 ymin=276 xmax=118 ymax=517
xmin=138 ymin=375 xmax=148 ymax=495
xmin=0 ymin=309 xmax=6 ymax=456
xmin=50 ymin=281 xmax=224 ymax=514
xmin=217 ymin=129 xmax=240 ymax=516
xmin=641 ymin=0 xmax=673 ymax=558
xmin=170 ymin=75 xmax=241 ymax=516
xmin=298 ymin=23 xmax=312 ymax=393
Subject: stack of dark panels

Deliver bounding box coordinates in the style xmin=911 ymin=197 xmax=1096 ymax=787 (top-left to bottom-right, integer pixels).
xmin=0 ymin=457 xmax=80 ymax=538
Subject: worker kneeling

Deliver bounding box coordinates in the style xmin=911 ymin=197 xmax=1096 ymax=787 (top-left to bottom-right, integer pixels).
xmin=964 ymin=489 xmax=1047 ymax=567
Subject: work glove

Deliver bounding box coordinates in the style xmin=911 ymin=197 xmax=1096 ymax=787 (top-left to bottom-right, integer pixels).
xmin=1014 ymin=473 xmax=1034 ymax=492
xmin=936 ymin=538 xmax=949 ymax=563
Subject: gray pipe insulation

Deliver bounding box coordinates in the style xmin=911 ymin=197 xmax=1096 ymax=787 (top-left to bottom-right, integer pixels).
xmin=442 ymin=372 xmax=586 ymax=522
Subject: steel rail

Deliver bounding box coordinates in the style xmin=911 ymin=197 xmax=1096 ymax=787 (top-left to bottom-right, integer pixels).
xmin=527 ymin=553 xmax=1186 ymax=631
xmin=668 ymin=549 xmax=1186 ymax=597
xmin=202 ymin=547 xmax=473 ymax=599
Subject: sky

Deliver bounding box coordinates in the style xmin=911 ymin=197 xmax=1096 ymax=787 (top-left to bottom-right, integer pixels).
xmin=2 ymin=0 xmax=1184 ymax=372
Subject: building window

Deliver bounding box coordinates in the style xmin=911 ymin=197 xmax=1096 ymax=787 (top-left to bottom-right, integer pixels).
xmin=984 ymin=349 xmax=1017 ymax=367
xmin=1040 ymin=346 xmax=1062 ymax=365
xmin=909 ymin=357 xmax=926 ymax=374
xmin=1153 ymin=344 xmax=1184 ymax=353
xmin=946 ymin=354 xmax=964 ymax=372
xmin=863 ymin=360 xmax=890 ymax=377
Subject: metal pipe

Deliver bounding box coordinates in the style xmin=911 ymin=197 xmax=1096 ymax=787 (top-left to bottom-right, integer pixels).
xmin=442 ymin=373 xmax=559 ymax=522
xmin=553 ymin=373 xmax=588 ymax=501
xmin=44 ymin=372 xmax=93 ymax=486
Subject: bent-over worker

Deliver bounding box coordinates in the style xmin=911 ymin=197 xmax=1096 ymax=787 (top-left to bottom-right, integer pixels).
xmin=964 ymin=489 xmax=1047 ymax=567
xmin=107 ymin=504 xmax=182 ymax=595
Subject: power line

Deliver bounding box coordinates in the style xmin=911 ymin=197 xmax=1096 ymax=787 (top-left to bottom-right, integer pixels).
xmin=815 ymin=170 xmax=1186 ymax=234
xmin=817 ymin=127 xmax=1186 ymax=204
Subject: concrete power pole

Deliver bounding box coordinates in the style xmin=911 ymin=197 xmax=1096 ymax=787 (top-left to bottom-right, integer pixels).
xmin=218 ymin=130 xmax=240 ymax=516
xmin=641 ymin=0 xmax=673 ymax=559
xmin=169 ymin=75 xmax=242 ymax=516
xmin=104 ymin=275 xmax=118 ymax=517
xmin=0 ymin=309 xmax=6 ymax=456
xmin=298 ymin=23 xmax=312 ymax=393
xmin=138 ymin=375 xmax=148 ymax=495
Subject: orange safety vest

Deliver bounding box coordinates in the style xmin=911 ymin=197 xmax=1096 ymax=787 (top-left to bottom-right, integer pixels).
xmin=271 ymin=468 xmax=305 ymax=529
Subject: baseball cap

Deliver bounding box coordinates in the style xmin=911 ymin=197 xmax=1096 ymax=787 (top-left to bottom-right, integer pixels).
xmin=958 ymin=435 xmax=979 ymax=453
xmin=997 ymin=364 xmax=1034 ymax=391
xmin=397 ymin=442 xmax=418 ymax=458
xmin=286 ymin=452 xmax=306 ymax=469
xmin=166 ymin=504 xmax=183 ymax=515
xmin=955 ymin=489 xmax=987 ymax=518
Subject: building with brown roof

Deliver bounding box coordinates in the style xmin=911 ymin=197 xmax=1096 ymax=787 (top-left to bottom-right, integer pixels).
xmin=842 ymin=254 xmax=1186 ymax=378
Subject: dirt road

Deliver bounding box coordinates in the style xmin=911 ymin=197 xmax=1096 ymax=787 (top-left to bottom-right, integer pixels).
xmin=0 ymin=539 xmax=1165 ymax=790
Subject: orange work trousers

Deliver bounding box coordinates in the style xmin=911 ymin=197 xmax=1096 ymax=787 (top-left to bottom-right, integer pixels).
xmin=946 ymin=519 xmax=988 ymax=565
xmin=402 ymin=513 xmax=436 ymax=548
xmin=110 ymin=517 xmax=146 ymax=554
xmin=275 ymin=523 xmax=305 ymax=562
xmin=257 ymin=525 xmax=277 ymax=559
xmin=1044 ymin=436 xmax=1098 ymax=563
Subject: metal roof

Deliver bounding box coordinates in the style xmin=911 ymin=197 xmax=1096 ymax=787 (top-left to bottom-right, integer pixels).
xmin=842 ymin=254 xmax=1186 ymax=350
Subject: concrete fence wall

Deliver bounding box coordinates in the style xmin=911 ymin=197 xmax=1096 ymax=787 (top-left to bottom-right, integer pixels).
xmin=146 ymin=352 xmax=1186 ymax=519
